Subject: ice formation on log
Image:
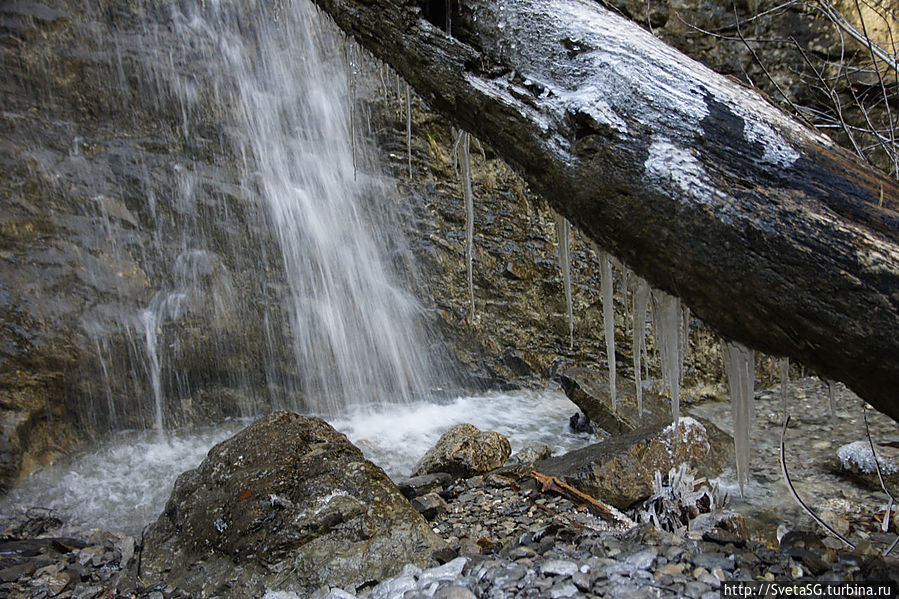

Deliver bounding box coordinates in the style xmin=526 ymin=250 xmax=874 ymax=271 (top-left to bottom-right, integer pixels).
xmin=600 ymin=251 xmax=617 ymax=412
xmin=723 ymin=340 xmax=755 ymax=495
xmin=553 ymin=211 xmax=574 ymax=349
xmin=632 ymin=277 xmax=650 ymax=418
xmin=652 ymin=289 xmax=683 ymax=424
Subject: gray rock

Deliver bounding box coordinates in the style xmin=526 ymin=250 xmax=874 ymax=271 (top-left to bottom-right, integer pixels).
xmin=537 ymin=417 xmax=732 ymax=508
xmin=418 ymin=557 xmax=469 ymax=586
xmin=395 ymin=473 xmax=452 ymax=499
xmin=411 ymin=492 xmax=450 ymax=520
xmin=549 ymin=582 xmax=580 ymax=598
xmin=413 ymin=424 xmax=511 ymax=478
xmin=369 ymin=574 xmax=418 ymax=599
xmin=140 ymin=413 xmax=444 ymax=598
xmin=435 ymin=587 xmax=476 ymax=599
xmin=692 ymin=553 xmax=735 ymax=572
xmin=540 ymin=559 xmax=578 ymax=577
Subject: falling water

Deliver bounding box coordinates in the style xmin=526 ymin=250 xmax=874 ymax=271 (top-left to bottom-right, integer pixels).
xmin=160 ymin=1 xmax=444 ymax=415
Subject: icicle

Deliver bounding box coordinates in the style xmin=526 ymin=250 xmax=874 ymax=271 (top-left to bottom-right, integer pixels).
xmin=723 ymin=340 xmax=755 ymax=496
xmin=553 ymin=211 xmax=574 ymax=348
xmin=652 ymin=289 xmax=682 ymax=424
xmin=405 ymin=82 xmax=412 ymax=180
xmin=632 ymin=277 xmax=650 ymax=418
xmin=827 ymin=380 xmax=837 ymax=423
xmin=445 ymin=0 xmax=452 ymax=35
xmin=779 ymin=358 xmax=789 ymax=418
xmin=681 ymin=305 xmax=690 ymax=364
xmin=600 ymin=252 xmax=617 ymax=412
xmin=460 ymin=132 xmax=475 ymax=318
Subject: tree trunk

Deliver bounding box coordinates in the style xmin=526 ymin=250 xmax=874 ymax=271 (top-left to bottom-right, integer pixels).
xmin=310 ymin=0 xmax=899 ymax=421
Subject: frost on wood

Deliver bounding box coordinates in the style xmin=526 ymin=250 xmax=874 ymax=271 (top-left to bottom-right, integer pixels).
xmin=553 ymin=211 xmax=574 ymax=349
xmin=652 ymin=289 xmax=682 ymax=424
xmin=632 ymin=277 xmax=650 ymax=418
xmin=723 ymin=340 xmax=755 ymax=495
xmin=600 ymin=251 xmax=617 ymax=412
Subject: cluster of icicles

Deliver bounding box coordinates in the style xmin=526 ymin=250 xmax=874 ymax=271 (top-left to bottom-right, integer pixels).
xmin=363 ymin=43 xmax=792 ymax=496
xmin=449 ymin=119 xmax=779 ymax=496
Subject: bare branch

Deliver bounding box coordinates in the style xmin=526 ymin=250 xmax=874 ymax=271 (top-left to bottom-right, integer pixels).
xmin=781 ymin=415 xmax=856 ymax=548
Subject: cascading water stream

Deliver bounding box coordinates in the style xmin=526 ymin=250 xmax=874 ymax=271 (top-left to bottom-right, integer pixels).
xmin=164 ymin=0 xmax=444 ymax=415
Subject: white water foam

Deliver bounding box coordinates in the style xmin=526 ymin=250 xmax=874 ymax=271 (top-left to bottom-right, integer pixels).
xmin=329 ymin=389 xmax=594 ymax=478
xmin=1 ymin=391 xmax=591 ymax=533
xmin=0 ymin=422 xmax=248 ymax=534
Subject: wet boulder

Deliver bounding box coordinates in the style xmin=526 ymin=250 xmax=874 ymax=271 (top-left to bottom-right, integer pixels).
xmin=413 ymin=423 xmax=511 ymax=478
xmin=139 ymin=412 xmax=445 ymax=598
xmin=537 ymin=417 xmax=733 ymax=509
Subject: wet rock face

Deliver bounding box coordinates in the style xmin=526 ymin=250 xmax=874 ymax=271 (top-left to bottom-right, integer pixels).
xmin=413 ymin=423 xmax=511 ymax=478
xmin=0 ymin=0 xmax=304 ymax=487
xmin=538 ymin=417 xmax=733 ymax=509
xmin=140 ymin=412 xmax=445 ymax=598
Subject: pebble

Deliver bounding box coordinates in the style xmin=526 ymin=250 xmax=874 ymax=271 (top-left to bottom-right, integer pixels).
xmin=540 ymin=559 xmax=578 ymax=577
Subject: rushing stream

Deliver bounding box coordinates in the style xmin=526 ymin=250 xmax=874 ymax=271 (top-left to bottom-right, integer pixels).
xmin=0 ymin=390 xmax=594 ymax=535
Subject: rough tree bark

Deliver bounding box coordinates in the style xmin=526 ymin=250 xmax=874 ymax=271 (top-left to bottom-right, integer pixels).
xmin=310 ymin=0 xmax=899 ymax=421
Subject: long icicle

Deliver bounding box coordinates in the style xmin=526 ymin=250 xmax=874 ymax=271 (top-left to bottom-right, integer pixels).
xmin=553 ymin=212 xmax=574 ymax=349
xmin=632 ymin=277 xmax=650 ymax=418
xmin=723 ymin=340 xmax=755 ymax=496
xmin=652 ymin=289 xmax=682 ymax=424
xmin=405 ymin=82 xmax=412 ymax=180
xmin=600 ymin=251 xmax=617 ymax=412
xmin=460 ymin=131 xmax=475 ymax=319
xmin=779 ymin=357 xmax=790 ymax=419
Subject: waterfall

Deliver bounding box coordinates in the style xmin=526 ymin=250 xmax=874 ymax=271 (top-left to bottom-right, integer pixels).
xmin=159 ymin=0 xmax=442 ymax=416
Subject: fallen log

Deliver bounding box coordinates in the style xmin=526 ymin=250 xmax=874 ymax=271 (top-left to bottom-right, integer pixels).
xmin=310 ymin=0 xmax=899 ymax=421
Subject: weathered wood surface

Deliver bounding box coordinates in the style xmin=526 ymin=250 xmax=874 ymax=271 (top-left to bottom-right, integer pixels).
xmin=310 ymin=0 xmax=899 ymax=421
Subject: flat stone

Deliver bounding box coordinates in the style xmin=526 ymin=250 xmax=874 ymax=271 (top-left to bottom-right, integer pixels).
xmin=692 ymin=553 xmax=735 ymax=572
xmin=395 ymin=472 xmax=452 ymax=499
xmin=435 ymin=586 xmax=477 ymax=599
xmin=550 ymin=582 xmax=580 ymax=598
xmin=541 ymin=559 xmax=578 ymax=577
xmin=537 ymin=417 xmax=732 ymax=508
xmin=411 ymin=492 xmax=450 ymax=520
xmin=418 ymin=557 xmax=469 ymax=586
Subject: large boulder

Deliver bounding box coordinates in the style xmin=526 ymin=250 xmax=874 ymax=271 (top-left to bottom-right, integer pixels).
xmin=537 ymin=416 xmax=733 ymax=509
xmin=139 ymin=412 xmax=445 ymax=598
xmin=413 ymin=423 xmax=511 ymax=478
